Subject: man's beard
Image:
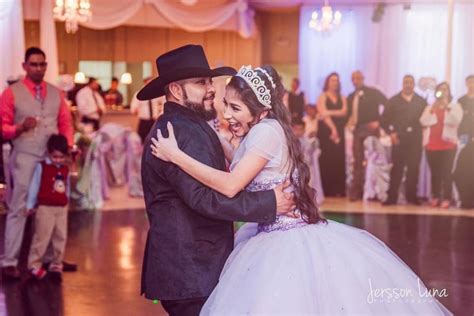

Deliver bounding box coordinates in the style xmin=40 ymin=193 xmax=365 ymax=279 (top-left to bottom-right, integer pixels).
xmin=182 ymin=89 xmax=217 ymax=121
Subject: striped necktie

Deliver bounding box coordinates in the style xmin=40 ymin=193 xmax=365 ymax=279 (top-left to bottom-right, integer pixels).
xmin=35 ymin=85 xmax=44 ymax=104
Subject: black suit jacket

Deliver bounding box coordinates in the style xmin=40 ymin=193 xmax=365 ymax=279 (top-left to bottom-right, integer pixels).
xmin=348 ymin=86 xmax=387 ymax=126
xmin=381 ymin=92 xmax=427 ymax=140
xmin=141 ymin=102 xmax=277 ymax=300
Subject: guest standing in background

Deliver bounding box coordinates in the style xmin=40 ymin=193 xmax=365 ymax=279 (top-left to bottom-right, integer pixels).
xmin=26 ymin=134 xmax=71 ymax=280
xmin=104 ymin=77 xmax=123 ymax=107
xmin=453 ymin=75 xmax=474 ymax=209
xmin=130 ymin=77 xmax=165 ymax=143
xmin=317 ymin=72 xmax=348 ymax=197
xmin=347 ymin=71 xmax=387 ymax=201
xmin=420 ymin=82 xmax=462 ymax=209
xmin=381 ymin=75 xmax=427 ymax=205
xmin=0 ymin=47 xmax=73 ymax=280
xmin=76 ymin=77 xmax=106 ymax=131
xmin=288 ymin=78 xmax=307 ymax=121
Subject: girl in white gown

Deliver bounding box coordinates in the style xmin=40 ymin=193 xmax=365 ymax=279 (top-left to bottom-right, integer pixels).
xmin=151 ymin=65 xmax=451 ymax=315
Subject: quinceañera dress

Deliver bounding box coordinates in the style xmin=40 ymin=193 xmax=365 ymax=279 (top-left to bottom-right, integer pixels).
xmin=200 ymin=118 xmax=451 ymax=315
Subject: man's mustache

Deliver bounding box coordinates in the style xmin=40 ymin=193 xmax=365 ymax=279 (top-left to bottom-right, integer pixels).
xmin=204 ymin=93 xmax=216 ymax=101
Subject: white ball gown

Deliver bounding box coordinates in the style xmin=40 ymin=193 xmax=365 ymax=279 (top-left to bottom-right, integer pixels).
xmin=200 ymin=119 xmax=451 ymax=315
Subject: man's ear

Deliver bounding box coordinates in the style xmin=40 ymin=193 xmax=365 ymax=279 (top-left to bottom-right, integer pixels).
xmin=168 ymin=82 xmax=183 ymax=101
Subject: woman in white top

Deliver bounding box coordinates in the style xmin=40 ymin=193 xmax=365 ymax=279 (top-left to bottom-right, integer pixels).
xmin=420 ymin=82 xmax=463 ymax=208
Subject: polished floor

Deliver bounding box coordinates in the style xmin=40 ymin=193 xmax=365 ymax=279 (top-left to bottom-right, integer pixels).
xmin=0 ymin=203 xmax=473 ymax=316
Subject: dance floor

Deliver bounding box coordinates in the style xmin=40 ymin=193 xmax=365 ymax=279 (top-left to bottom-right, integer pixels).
xmin=0 ymin=198 xmax=473 ymax=315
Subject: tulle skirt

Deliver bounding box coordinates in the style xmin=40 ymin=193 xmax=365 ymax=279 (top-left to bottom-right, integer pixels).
xmin=201 ymin=220 xmax=451 ymax=316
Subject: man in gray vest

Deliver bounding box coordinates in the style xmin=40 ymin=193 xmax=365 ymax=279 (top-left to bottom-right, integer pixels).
xmin=0 ymin=47 xmax=74 ymax=279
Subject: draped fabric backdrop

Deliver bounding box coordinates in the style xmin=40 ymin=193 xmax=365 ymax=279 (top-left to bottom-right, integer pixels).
xmin=17 ymin=0 xmax=257 ymax=86
xmin=80 ymin=0 xmax=255 ymax=38
xmin=0 ymin=0 xmax=25 ymax=91
xmin=300 ymin=3 xmax=474 ymax=102
xmin=22 ymin=0 xmax=256 ymax=38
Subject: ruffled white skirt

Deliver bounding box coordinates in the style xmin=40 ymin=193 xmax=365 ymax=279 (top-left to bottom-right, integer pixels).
xmin=201 ymin=219 xmax=451 ymax=316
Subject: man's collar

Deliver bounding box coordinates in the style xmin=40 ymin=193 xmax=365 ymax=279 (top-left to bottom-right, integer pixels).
xmin=23 ymin=77 xmax=46 ymax=89
xmin=401 ymin=92 xmax=415 ymax=102
xmin=163 ymin=101 xmax=205 ymax=121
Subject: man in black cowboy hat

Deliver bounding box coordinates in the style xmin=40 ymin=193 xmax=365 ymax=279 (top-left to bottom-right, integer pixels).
xmin=138 ymin=45 xmax=295 ymax=315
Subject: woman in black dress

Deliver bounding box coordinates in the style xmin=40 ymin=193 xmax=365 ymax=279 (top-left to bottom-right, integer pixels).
xmin=317 ymin=72 xmax=348 ymax=197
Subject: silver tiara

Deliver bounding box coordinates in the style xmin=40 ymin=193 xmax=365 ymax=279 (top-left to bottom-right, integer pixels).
xmin=235 ymin=65 xmax=272 ymax=109
xmin=256 ymin=67 xmax=276 ymax=89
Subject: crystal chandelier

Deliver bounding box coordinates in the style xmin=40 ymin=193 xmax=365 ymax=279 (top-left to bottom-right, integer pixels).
xmin=309 ymin=0 xmax=342 ymax=32
xmin=53 ymin=0 xmax=92 ymax=34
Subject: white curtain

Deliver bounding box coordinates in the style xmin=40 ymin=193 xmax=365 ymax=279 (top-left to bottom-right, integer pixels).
xmin=0 ymin=0 xmax=25 ymax=91
xmin=451 ymin=3 xmax=474 ymax=99
xmin=299 ymin=6 xmax=375 ymax=102
xmin=299 ymin=3 xmax=474 ymax=103
xmin=40 ymin=0 xmax=59 ymax=84
xmin=80 ymin=0 xmax=144 ymax=30
xmin=147 ymin=0 xmax=255 ymax=38
xmin=46 ymin=0 xmax=257 ymax=38
xmin=22 ymin=0 xmax=257 ymax=38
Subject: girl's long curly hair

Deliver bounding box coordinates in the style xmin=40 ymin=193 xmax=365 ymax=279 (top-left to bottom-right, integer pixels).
xmin=227 ymin=66 xmax=325 ymax=224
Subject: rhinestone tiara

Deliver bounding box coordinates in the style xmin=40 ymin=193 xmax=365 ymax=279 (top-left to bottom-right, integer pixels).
xmin=235 ymin=65 xmax=272 ymax=109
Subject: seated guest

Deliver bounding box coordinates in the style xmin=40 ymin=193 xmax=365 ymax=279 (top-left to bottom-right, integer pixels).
xmin=453 ymin=75 xmax=474 ymax=209
xmin=104 ymin=77 xmax=123 ymax=107
xmin=420 ymin=82 xmax=463 ymax=208
xmin=76 ymin=77 xmax=106 ymax=131
xmin=130 ymin=77 xmax=165 ymax=143
xmin=381 ymin=75 xmax=427 ymax=205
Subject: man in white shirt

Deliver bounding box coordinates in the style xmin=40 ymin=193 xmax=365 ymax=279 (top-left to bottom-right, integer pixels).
xmin=130 ymin=77 xmax=165 ymax=142
xmin=76 ymin=77 xmax=106 ymax=131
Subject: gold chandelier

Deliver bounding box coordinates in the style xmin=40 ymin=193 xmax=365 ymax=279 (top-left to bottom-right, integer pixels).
xmin=309 ymin=0 xmax=342 ymax=32
xmin=53 ymin=0 xmax=92 ymax=34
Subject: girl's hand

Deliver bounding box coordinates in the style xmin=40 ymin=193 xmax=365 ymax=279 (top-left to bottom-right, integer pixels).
xmin=150 ymin=122 xmax=180 ymax=162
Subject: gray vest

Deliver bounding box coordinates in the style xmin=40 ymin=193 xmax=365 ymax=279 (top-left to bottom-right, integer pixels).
xmin=11 ymin=81 xmax=61 ymax=157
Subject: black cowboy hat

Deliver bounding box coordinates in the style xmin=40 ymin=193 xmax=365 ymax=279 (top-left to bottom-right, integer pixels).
xmin=137 ymin=45 xmax=236 ymax=100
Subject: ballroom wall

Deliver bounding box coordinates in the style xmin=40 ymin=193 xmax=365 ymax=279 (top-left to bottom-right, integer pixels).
xmin=260 ymin=9 xmax=299 ymax=65
xmin=23 ymin=21 xmax=262 ymax=75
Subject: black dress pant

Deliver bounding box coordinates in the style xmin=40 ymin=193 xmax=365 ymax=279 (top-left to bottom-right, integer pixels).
xmin=453 ymin=142 xmax=474 ymax=208
xmin=426 ymin=148 xmax=457 ymax=200
xmin=161 ymin=296 xmax=208 ymax=316
xmin=386 ymin=135 xmax=422 ymax=203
